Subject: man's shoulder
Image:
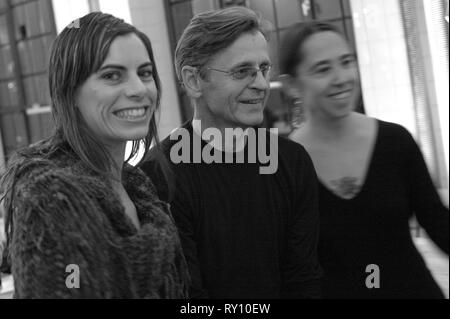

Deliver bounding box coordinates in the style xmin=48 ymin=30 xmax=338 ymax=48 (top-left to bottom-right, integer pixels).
xmin=274 ymin=131 xmax=309 ymax=159
xmin=151 ymin=121 xmax=194 ymax=156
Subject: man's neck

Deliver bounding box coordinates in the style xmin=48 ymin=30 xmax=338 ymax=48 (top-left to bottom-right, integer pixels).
xmin=192 ymin=115 xmax=248 ymax=153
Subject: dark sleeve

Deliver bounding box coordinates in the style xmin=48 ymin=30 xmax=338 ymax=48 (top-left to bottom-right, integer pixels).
xmin=281 ymin=145 xmax=323 ymax=298
xmin=140 ymin=157 xmax=209 ymax=298
xmin=402 ymin=128 xmax=449 ymax=254
xmin=10 ymin=168 xmax=116 ymax=298
xmin=170 ymin=173 xmax=209 ymax=299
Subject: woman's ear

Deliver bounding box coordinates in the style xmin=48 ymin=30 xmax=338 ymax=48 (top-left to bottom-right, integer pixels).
xmin=181 ymin=66 xmax=202 ymax=99
xmin=279 ymin=74 xmax=302 ymax=101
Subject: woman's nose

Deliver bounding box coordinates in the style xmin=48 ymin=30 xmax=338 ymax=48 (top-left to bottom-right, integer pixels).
xmin=126 ymin=75 xmax=147 ymax=99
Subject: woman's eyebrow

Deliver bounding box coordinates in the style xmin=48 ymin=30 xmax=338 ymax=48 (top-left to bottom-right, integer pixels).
xmin=98 ymin=61 xmax=153 ymax=71
xmin=98 ymin=64 xmax=126 ymax=71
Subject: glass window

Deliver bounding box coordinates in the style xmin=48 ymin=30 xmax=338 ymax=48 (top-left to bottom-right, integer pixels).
xmin=0 ymin=45 xmax=14 ymax=80
xmin=275 ymin=0 xmax=302 ymax=28
xmin=0 ymin=15 xmax=9 ymax=45
xmin=0 ymin=81 xmax=11 ymax=106
xmin=248 ymin=0 xmax=275 ymax=27
xmin=192 ymin=0 xmax=217 ymax=15
xmin=221 ymin=0 xmax=247 ymax=7
xmin=342 ymin=0 xmax=351 ymax=16
xmin=171 ymin=1 xmax=193 ymax=41
xmin=7 ymin=80 xmax=19 ymax=107
xmin=299 ymin=0 xmax=314 ymax=20
xmin=345 ymin=18 xmax=356 ymax=49
xmin=37 ymin=0 xmax=54 ymax=34
xmin=314 ymin=0 xmax=343 ymax=20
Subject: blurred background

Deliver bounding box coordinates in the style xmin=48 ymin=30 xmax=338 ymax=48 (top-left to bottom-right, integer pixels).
xmin=0 ymin=0 xmax=448 ymax=298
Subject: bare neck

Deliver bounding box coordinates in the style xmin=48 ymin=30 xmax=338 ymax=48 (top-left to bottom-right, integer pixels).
xmin=305 ymin=111 xmax=361 ymax=142
xmin=106 ymin=143 xmax=127 ymax=182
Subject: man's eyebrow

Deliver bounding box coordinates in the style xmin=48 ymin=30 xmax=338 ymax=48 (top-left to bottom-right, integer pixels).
xmin=230 ymin=60 xmax=271 ymax=69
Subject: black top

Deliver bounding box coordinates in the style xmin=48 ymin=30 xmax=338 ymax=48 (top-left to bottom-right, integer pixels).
xmin=140 ymin=121 xmax=323 ymax=298
xmin=318 ymin=120 xmax=449 ymax=298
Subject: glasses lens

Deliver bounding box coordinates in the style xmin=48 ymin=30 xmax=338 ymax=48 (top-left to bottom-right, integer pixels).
xmin=232 ymin=67 xmax=253 ymax=80
xmin=261 ymin=64 xmax=271 ymax=77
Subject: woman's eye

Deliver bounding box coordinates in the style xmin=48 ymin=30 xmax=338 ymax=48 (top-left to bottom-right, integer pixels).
xmin=139 ymin=69 xmax=153 ymax=79
xmin=101 ymin=72 xmax=120 ymax=81
xmin=316 ymin=67 xmax=330 ymax=74
xmin=343 ymin=58 xmax=356 ymax=66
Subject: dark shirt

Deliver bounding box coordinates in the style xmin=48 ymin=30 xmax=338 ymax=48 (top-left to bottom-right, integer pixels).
xmin=318 ymin=120 xmax=449 ymax=298
xmin=140 ymin=121 xmax=323 ymax=298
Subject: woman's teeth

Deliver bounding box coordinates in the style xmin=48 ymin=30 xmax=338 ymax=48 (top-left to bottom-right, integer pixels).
xmin=241 ymin=99 xmax=262 ymax=104
xmin=115 ymin=107 xmax=146 ymax=119
xmin=330 ymin=91 xmax=352 ymax=99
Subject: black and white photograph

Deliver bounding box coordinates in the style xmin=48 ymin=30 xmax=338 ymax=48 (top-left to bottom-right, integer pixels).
xmin=0 ymin=0 xmax=448 ymax=304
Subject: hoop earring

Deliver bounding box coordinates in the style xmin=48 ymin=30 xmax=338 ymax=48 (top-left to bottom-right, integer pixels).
xmin=291 ymin=97 xmax=305 ymax=128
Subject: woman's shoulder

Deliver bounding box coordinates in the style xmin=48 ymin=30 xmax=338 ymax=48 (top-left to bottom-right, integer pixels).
xmin=374 ymin=118 xmax=416 ymax=147
xmin=123 ymin=164 xmax=162 ymax=202
xmin=2 ymin=140 xmax=101 ymax=203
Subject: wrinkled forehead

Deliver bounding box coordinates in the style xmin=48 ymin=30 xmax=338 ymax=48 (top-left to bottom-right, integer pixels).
xmin=207 ymin=31 xmax=271 ymax=68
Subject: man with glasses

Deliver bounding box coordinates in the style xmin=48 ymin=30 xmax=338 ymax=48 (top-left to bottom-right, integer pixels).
xmin=140 ymin=6 xmax=322 ymax=298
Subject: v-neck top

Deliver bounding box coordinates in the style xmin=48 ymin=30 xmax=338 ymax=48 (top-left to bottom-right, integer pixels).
xmin=317 ymin=118 xmax=380 ymax=201
xmin=317 ymin=120 xmax=449 ymax=298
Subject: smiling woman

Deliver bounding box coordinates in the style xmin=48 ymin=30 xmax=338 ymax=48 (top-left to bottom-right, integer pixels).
xmin=0 ymin=12 xmax=189 ymax=299
xmin=280 ymin=21 xmax=449 ymax=299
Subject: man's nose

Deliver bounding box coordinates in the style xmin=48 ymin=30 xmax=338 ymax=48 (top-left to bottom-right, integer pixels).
xmin=249 ymin=70 xmax=270 ymax=91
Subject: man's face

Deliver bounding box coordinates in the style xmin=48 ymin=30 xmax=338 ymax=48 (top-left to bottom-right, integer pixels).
xmin=198 ymin=31 xmax=271 ymax=129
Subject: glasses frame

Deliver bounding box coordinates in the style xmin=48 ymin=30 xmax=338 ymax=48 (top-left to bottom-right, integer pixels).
xmin=205 ymin=64 xmax=273 ymax=82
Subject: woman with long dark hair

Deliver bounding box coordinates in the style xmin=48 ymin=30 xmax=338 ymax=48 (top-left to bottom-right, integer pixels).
xmin=0 ymin=12 xmax=189 ymax=298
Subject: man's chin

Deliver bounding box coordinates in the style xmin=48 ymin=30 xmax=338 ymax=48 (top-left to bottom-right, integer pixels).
xmin=237 ymin=113 xmax=264 ymax=127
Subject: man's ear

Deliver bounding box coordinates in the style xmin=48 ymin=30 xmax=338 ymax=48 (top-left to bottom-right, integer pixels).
xmin=181 ymin=66 xmax=203 ymax=99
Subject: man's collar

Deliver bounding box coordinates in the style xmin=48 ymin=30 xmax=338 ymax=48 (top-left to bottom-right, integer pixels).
xmin=191 ymin=120 xmax=248 ymax=153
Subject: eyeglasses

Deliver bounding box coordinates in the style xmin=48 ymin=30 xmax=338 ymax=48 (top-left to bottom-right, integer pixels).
xmin=206 ymin=64 xmax=272 ymax=81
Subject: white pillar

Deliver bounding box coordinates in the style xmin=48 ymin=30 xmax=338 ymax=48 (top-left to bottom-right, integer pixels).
xmin=128 ymin=0 xmax=182 ymax=140
xmin=422 ymin=0 xmax=449 ymax=189
xmin=350 ymin=0 xmax=416 ymax=138
xmin=52 ymin=0 xmax=90 ymax=33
